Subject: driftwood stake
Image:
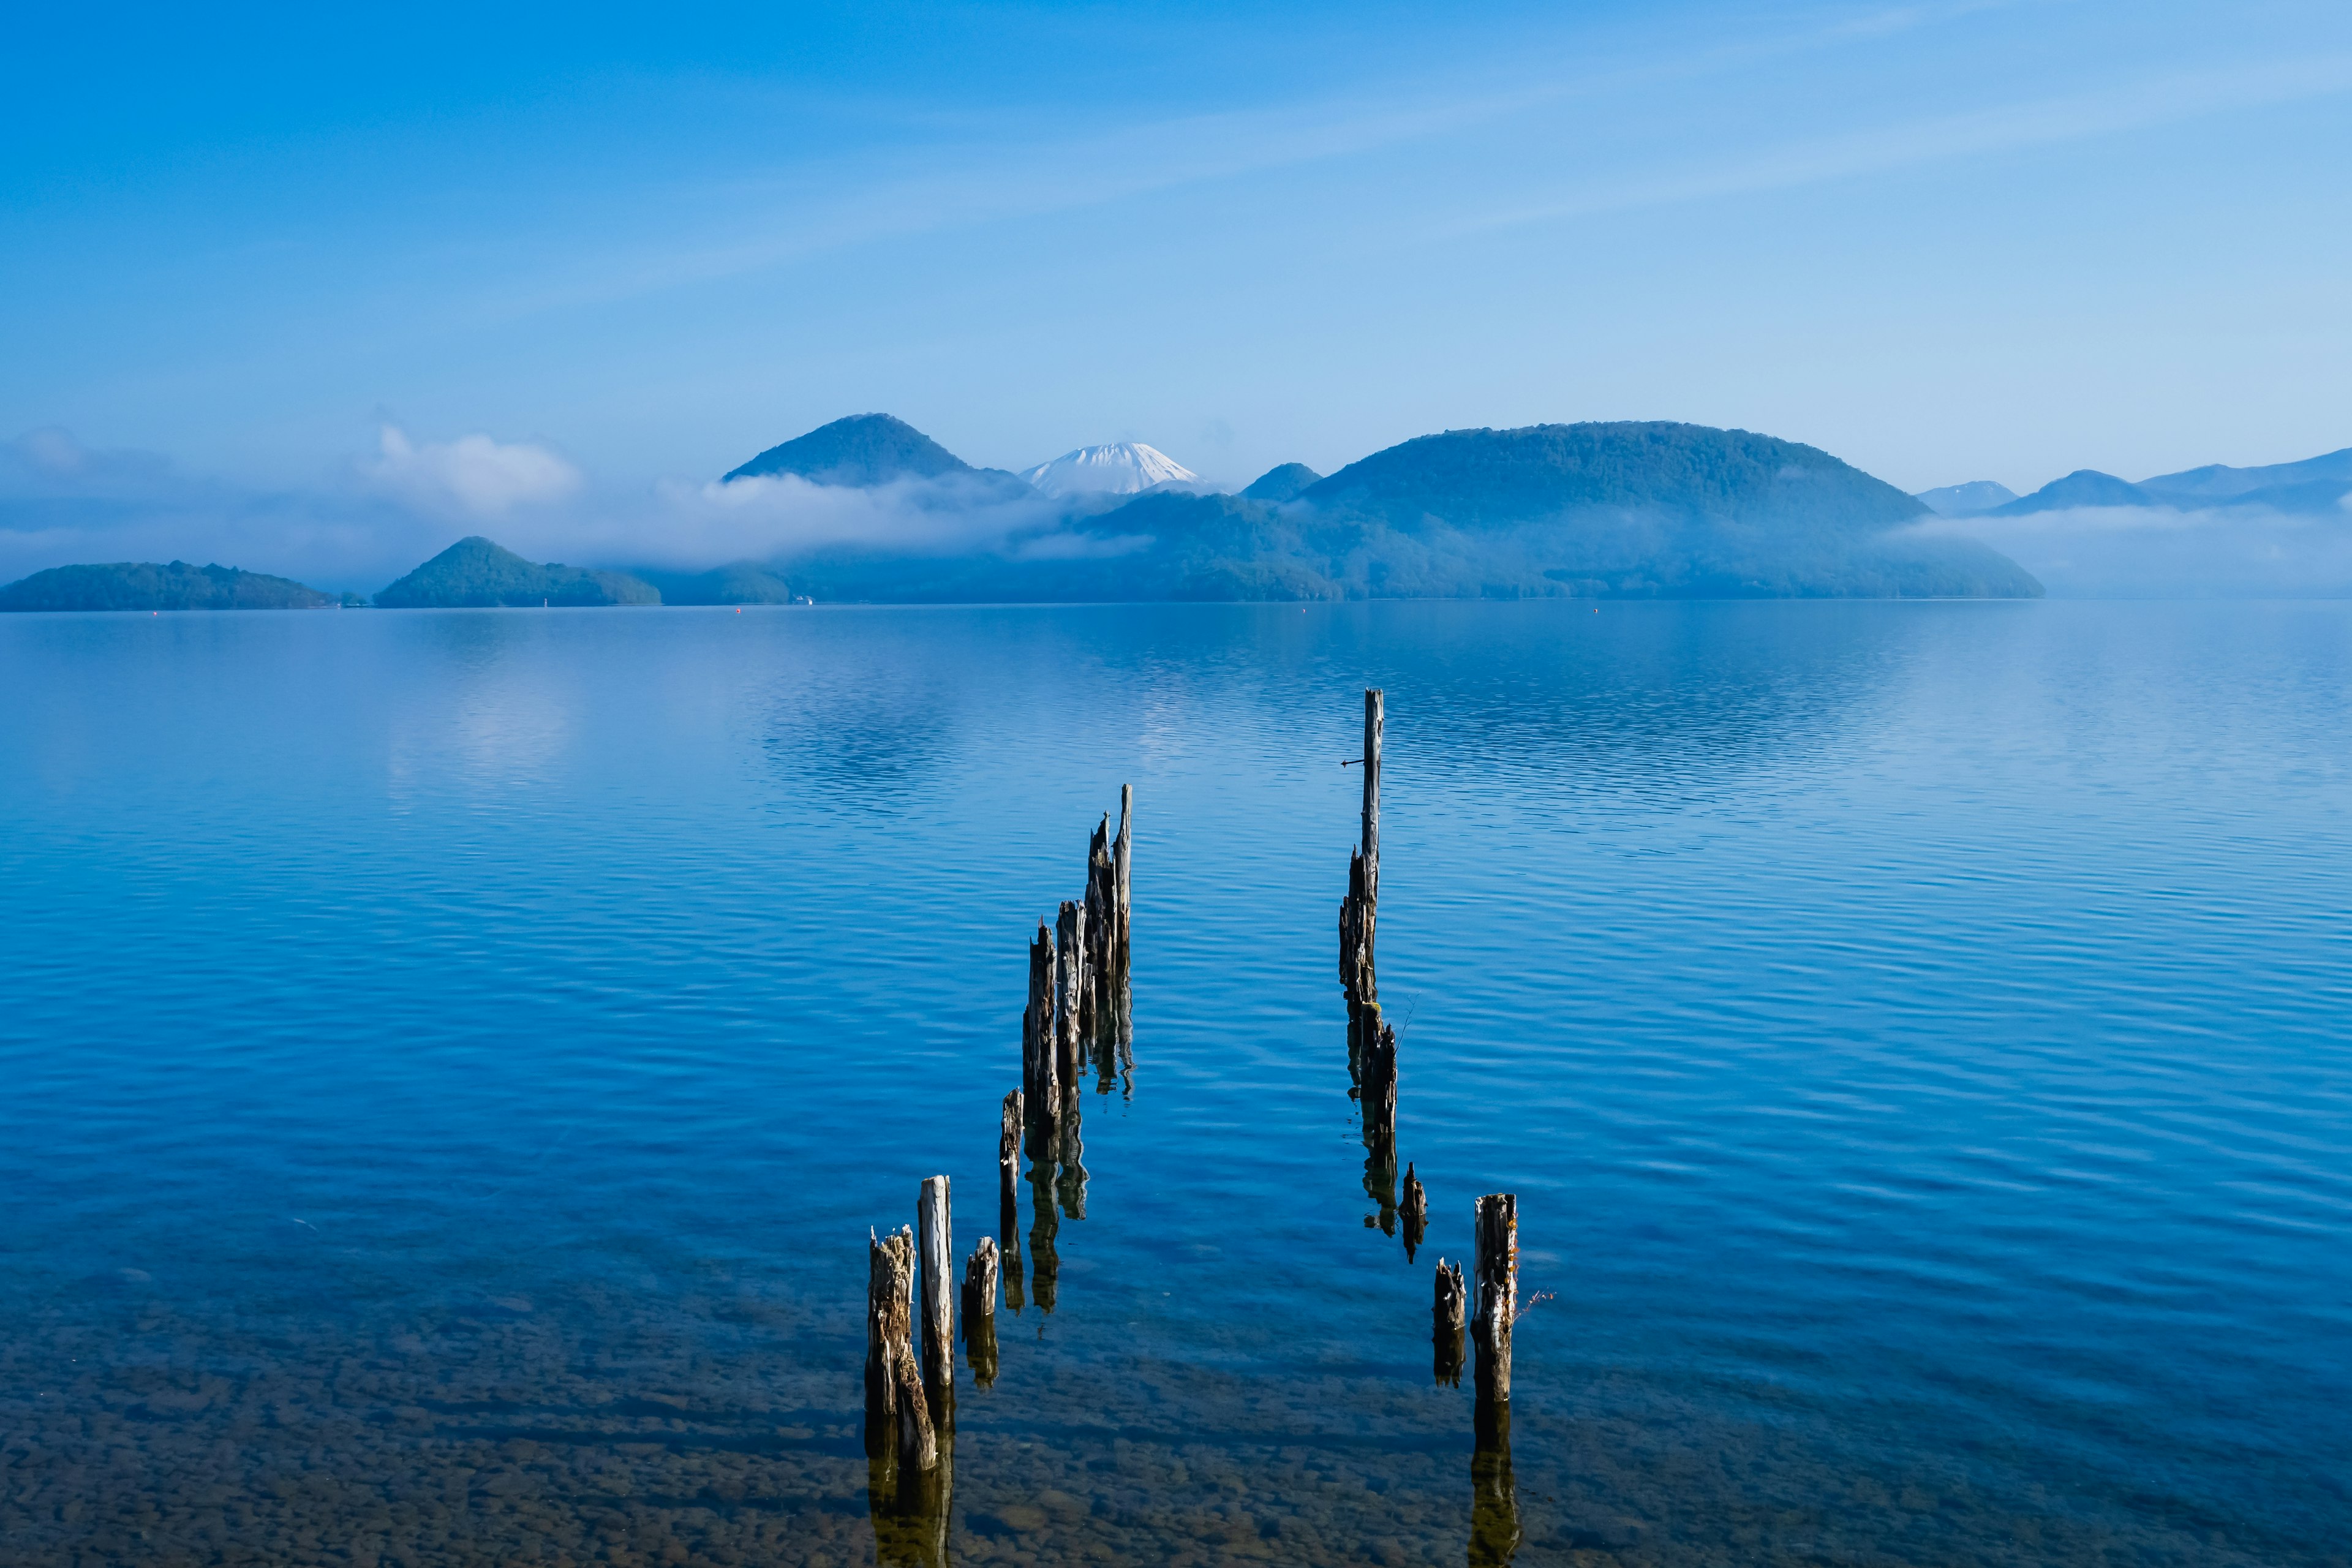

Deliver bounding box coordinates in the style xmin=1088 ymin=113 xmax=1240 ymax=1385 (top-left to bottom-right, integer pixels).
xmin=918 ymin=1176 xmax=954 ymax=1427
xmin=1472 ymin=1193 xmax=1517 ymax=1410
xmin=1361 ymin=687 xmax=1382 ymax=903
xmin=891 ymin=1340 xmax=937 ymax=1471
xmin=1434 ymin=1257 xmax=1466 ymax=1386
xmin=960 ymin=1238 xmax=1000 ymax=1389
xmin=865 ymin=1226 xmax=916 ymax=1457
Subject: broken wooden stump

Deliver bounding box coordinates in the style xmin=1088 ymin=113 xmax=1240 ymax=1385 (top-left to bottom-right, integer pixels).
xmin=918 ymin=1176 xmax=954 ymax=1428
xmin=865 ymin=1226 xmax=917 ymax=1458
xmin=960 ymin=1238 xmax=999 ymax=1389
xmin=1471 ymin=1193 xmax=1517 ymax=1416
xmin=1402 ymin=1161 xmax=1428 ymax=1262
xmin=1434 ymin=1257 xmax=1466 ymax=1386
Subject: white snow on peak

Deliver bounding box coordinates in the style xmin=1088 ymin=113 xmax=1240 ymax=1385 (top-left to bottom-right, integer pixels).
xmin=1018 ymin=442 xmax=1199 ymax=497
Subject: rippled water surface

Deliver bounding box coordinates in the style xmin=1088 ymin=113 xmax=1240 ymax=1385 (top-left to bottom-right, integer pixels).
xmin=2 ymin=600 xmax=2347 ymax=1567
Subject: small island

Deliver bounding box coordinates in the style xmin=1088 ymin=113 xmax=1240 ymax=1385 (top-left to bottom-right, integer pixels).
xmin=0 ymin=560 xmax=341 ymax=612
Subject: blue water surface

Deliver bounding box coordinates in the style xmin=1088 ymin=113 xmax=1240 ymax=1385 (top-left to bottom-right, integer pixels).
xmin=1 ymin=600 xmax=2345 ymax=1567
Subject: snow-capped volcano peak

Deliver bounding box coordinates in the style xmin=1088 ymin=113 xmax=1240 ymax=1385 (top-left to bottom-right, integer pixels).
xmin=1018 ymin=442 xmax=1198 ymax=497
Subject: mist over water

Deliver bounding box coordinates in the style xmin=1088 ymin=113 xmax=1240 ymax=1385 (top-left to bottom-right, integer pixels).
xmin=2 ymin=600 xmax=2346 ymax=1566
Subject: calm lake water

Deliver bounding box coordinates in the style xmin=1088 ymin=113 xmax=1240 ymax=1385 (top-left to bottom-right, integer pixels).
xmin=2 ymin=600 xmax=2346 ymax=1568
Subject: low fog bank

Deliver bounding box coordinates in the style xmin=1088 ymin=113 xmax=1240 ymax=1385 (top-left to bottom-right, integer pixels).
xmin=0 ymin=428 xmax=1074 ymax=594
xmin=1918 ymin=500 xmax=2352 ymax=598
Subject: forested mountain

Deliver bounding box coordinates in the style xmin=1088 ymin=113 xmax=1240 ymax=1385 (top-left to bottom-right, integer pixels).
xmin=781 ymin=420 xmax=2040 ymax=601
xmin=374 ymin=537 xmax=658 ymax=608
xmin=0 ymin=560 xmax=336 ymax=611
xmin=723 ymin=413 xmax=978 ymax=486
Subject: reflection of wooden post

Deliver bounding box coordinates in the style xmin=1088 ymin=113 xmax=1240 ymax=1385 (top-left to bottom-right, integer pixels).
xmin=997 ymin=1091 xmax=1023 ymax=1311
xmin=1433 ymin=1258 xmax=1466 ymax=1387
xmin=918 ymin=1177 xmax=953 ymax=1428
xmin=865 ymin=1227 xmax=916 ymax=1457
xmin=1469 ymin=1399 xmax=1521 ymax=1567
xmin=1402 ymin=1162 xmax=1428 ymax=1262
xmin=1472 ymin=1194 xmax=1517 ymax=1410
xmin=961 ymin=1238 xmax=999 ymax=1389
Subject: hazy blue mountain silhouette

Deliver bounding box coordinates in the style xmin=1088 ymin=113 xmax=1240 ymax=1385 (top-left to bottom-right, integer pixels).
xmin=1915 ymin=480 xmax=2018 ymax=516
xmin=2138 ymin=447 xmax=2352 ymax=510
xmin=1240 ymin=462 xmax=1324 ymax=502
xmin=1991 ymin=470 xmax=2156 ymax=515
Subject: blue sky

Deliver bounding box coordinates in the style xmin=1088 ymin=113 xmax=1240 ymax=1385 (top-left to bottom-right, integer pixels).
xmin=3 ymin=0 xmax=2350 ymax=580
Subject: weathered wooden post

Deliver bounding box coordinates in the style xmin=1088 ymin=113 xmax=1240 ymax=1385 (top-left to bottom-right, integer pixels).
xmin=1022 ymin=924 xmax=1057 ymax=1155
xmin=1402 ymin=1162 xmax=1428 ymax=1262
xmin=1361 ymin=687 xmax=1382 ymax=905
xmin=865 ymin=1226 xmax=917 ymax=1457
xmin=1054 ymin=899 xmax=1084 ymax=1105
xmin=1471 ymin=1193 xmax=1517 ymax=1417
xmin=1339 ymin=690 xmax=1384 ymax=1017
xmin=960 ymin=1238 xmax=999 ymax=1389
xmin=1084 ymin=815 xmax=1115 ymax=1050
xmin=1113 ymin=785 xmax=1133 ymax=1047
xmin=1433 ymin=1257 xmax=1466 ymax=1387
xmin=918 ymin=1177 xmax=954 ymax=1427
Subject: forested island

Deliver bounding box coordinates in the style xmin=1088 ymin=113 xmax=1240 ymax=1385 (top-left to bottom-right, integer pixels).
xmin=0 ymin=560 xmax=349 ymax=612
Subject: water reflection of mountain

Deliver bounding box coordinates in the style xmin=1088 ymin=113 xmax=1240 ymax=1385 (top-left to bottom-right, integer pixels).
xmin=752 ymin=602 xmax=1937 ymax=824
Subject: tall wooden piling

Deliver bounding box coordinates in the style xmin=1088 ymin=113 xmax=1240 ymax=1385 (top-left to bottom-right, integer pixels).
xmin=1471 ymin=1193 xmax=1517 ymax=1412
xmin=1433 ymin=1257 xmax=1466 ymax=1387
xmin=960 ymin=1238 xmax=1000 ymax=1389
xmin=1340 ymin=690 xmax=1384 ymax=1012
xmin=918 ymin=1177 xmax=954 ymax=1427
xmin=1022 ymin=923 xmax=1057 ymax=1156
xmin=865 ymin=1226 xmax=917 ymax=1458
xmin=1054 ymin=900 xmax=1085 ymax=1104
xmin=1085 ymin=815 xmax=1115 ymax=1050
xmin=1113 ymin=785 xmax=1133 ymax=1047
xmin=1361 ymin=688 xmax=1382 ymax=903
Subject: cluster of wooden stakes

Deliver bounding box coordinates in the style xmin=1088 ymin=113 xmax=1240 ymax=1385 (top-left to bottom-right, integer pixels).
xmin=861 ymin=692 xmax=1524 ymax=1560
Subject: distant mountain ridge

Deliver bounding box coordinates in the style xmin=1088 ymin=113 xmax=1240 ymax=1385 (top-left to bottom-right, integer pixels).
xmin=769 ymin=417 xmax=2039 ymax=601
xmin=1925 ymin=445 xmax=2352 ymax=518
xmin=1915 ymin=480 xmax=2017 ymax=516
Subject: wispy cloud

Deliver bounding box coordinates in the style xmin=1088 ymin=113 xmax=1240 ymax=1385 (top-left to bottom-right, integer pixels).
xmin=1452 ymin=51 xmax=2352 ymax=236
xmin=359 ymin=425 xmax=581 ymax=517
